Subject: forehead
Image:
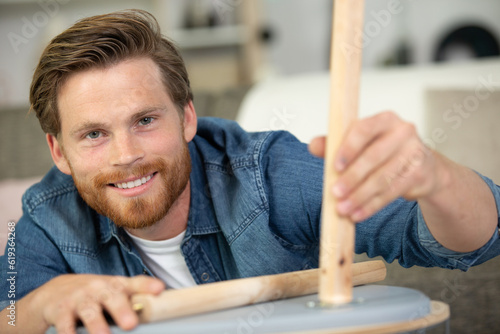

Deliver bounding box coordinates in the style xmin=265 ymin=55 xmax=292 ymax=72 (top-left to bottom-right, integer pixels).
xmin=58 ymin=57 xmax=165 ymax=102
xmin=57 ymin=58 xmax=171 ymax=129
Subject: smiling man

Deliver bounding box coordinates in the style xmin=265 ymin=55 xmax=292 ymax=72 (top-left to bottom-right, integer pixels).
xmin=1 ymin=9 xmax=500 ymax=334
xmin=50 ymin=57 xmax=195 ymax=240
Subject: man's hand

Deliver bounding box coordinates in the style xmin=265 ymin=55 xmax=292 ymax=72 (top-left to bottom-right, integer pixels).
xmin=309 ymin=111 xmax=497 ymax=253
xmin=2 ymin=274 xmax=165 ymax=334
xmin=309 ymin=111 xmax=438 ymax=222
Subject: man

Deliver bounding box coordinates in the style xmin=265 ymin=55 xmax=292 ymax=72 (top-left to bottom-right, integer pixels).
xmin=1 ymin=9 xmax=499 ymax=334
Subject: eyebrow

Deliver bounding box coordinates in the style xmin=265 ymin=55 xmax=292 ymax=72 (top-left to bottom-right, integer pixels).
xmin=69 ymin=120 xmax=107 ymax=138
xmin=69 ymin=106 xmax=168 ymax=138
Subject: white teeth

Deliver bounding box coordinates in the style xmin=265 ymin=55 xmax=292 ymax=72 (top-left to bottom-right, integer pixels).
xmin=114 ymin=175 xmax=152 ymax=189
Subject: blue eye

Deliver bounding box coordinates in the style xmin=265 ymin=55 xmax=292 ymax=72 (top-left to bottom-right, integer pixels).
xmin=86 ymin=131 xmax=101 ymax=139
xmin=139 ymin=117 xmax=153 ymax=126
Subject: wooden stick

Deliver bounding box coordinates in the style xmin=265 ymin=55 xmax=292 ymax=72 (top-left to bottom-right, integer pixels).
xmin=319 ymin=0 xmax=365 ymax=305
xmin=133 ymin=260 xmax=386 ymax=323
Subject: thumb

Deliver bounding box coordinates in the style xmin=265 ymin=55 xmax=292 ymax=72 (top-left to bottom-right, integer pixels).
xmin=308 ymin=136 xmax=326 ymax=158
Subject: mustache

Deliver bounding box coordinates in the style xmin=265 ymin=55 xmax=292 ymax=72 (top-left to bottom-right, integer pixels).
xmin=91 ymin=158 xmax=167 ymax=187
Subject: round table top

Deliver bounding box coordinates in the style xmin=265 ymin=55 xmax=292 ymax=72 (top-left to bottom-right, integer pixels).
xmin=58 ymin=285 xmax=449 ymax=334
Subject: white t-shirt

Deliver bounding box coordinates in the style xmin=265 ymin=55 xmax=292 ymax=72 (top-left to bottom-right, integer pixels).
xmin=126 ymin=230 xmax=197 ymax=289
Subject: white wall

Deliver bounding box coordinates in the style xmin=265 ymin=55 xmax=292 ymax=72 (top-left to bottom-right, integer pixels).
xmin=0 ymin=0 xmax=161 ymax=109
xmin=260 ymin=0 xmax=332 ymax=76
xmin=261 ymin=0 xmax=500 ymax=74
xmin=1 ymin=0 xmax=499 ymax=108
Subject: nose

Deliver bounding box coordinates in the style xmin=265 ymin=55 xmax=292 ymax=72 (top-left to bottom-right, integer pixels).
xmin=109 ymin=132 xmax=145 ymax=167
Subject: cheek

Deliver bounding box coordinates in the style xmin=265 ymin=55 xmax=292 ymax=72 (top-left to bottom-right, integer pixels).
xmin=148 ymin=132 xmax=185 ymax=155
xmin=66 ymin=149 xmax=108 ymax=179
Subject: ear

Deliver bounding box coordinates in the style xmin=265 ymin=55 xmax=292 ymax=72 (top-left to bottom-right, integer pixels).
xmin=182 ymin=100 xmax=197 ymax=143
xmin=46 ymin=134 xmax=71 ymax=175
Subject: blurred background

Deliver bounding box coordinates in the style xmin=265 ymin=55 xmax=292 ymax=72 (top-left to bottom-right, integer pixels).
xmin=1 ymin=1 xmax=500 ymax=333
xmin=1 ymin=0 xmax=500 ymax=117
xmin=2 ymin=0 xmax=499 ymax=183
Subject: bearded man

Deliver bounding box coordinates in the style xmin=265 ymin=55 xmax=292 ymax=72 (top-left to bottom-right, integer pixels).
xmin=1 ymin=9 xmax=500 ymax=334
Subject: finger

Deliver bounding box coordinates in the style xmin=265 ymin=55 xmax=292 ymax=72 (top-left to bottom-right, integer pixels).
xmin=340 ymin=141 xmax=430 ymax=221
xmin=100 ymin=288 xmax=138 ymax=330
xmin=335 ymin=111 xmax=401 ymax=172
xmin=94 ymin=276 xmax=163 ymax=330
xmin=127 ymin=275 xmax=165 ymax=295
xmin=76 ymin=300 xmax=111 ymax=334
xmin=349 ymin=193 xmax=389 ymax=222
xmin=337 ymin=165 xmax=396 ymax=222
xmin=334 ymin=120 xmax=416 ymax=198
xmin=308 ymin=136 xmax=326 ymax=158
xmin=54 ymin=315 xmax=77 ymax=334
xmin=104 ymin=275 xmax=164 ymax=297
xmin=346 ymin=168 xmax=407 ymax=222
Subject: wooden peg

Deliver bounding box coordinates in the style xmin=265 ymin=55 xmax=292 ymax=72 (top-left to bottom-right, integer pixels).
xmin=318 ymin=0 xmax=365 ymax=305
xmin=132 ymin=260 xmax=386 ymax=323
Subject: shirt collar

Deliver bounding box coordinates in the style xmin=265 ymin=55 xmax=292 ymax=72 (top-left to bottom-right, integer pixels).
xmin=186 ymin=140 xmax=221 ymax=235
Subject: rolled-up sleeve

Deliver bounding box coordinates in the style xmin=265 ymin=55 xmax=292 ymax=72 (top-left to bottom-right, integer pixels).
xmin=417 ymin=173 xmax=500 ymax=271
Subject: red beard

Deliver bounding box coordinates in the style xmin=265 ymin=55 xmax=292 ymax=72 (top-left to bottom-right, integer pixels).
xmin=71 ymin=142 xmax=191 ymax=229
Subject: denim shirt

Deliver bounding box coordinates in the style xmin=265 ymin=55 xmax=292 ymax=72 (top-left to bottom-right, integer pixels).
xmin=2 ymin=117 xmax=500 ymax=310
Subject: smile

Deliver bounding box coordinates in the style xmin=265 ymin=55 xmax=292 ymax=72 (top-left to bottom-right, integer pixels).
xmin=113 ymin=174 xmax=154 ymax=189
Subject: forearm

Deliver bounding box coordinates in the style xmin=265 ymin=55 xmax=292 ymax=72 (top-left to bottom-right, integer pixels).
xmin=0 ymin=290 xmax=48 ymax=334
xmin=418 ymin=153 xmax=498 ymax=253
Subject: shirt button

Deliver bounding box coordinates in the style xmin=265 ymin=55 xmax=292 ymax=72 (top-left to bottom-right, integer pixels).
xmin=201 ymin=272 xmax=210 ymax=282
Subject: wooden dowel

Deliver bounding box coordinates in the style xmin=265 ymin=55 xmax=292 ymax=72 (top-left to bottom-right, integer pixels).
xmin=133 ymin=260 xmax=386 ymax=323
xmin=318 ymin=0 xmax=365 ymax=305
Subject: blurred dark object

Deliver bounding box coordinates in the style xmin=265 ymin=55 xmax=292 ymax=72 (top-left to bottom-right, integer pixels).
xmin=184 ymin=0 xmax=217 ymax=28
xmin=259 ymin=25 xmax=273 ymax=43
xmin=435 ymin=25 xmax=500 ymax=62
